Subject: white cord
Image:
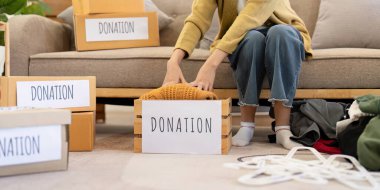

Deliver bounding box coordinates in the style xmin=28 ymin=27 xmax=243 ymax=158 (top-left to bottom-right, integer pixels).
xmin=223 ymin=147 xmax=380 ymax=189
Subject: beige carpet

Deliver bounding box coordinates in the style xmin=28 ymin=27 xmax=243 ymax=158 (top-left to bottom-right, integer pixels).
xmin=0 ymin=105 xmax=354 ymax=189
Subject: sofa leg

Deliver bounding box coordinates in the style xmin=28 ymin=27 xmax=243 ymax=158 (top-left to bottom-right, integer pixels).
xmin=96 ymin=104 xmax=106 ymax=124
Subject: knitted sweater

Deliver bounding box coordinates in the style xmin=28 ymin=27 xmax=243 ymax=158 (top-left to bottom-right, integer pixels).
xmin=175 ymin=0 xmax=313 ymax=57
xmin=140 ymin=84 xmax=218 ymax=100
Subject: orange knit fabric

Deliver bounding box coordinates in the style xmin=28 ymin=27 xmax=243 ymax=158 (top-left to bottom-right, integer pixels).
xmin=140 ymin=84 xmax=218 ymax=100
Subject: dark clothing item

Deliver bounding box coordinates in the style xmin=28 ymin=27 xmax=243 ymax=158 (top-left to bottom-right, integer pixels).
xmin=338 ymin=116 xmax=372 ymax=158
xmin=268 ymin=134 xmax=276 ymax=144
xmin=357 ymin=94 xmax=380 ymax=171
xmin=358 ymin=115 xmax=380 ymax=171
xmin=357 ymin=94 xmax=380 ymax=114
xmin=295 ymin=99 xmax=346 ymax=139
xmin=313 ymin=139 xmax=341 ymax=155
xmin=269 ymin=99 xmax=348 ymax=146
xmin=289 ymin=99 xmax=346 ymax=146
xmin=290 ymin=114 xmax=320 ymax=146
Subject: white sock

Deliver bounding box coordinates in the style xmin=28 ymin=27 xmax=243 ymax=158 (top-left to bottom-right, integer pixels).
xmin=275 ymin=125 xmax=304 ymax=150
xmin=232 ymin=122 xmax=255 ymax=147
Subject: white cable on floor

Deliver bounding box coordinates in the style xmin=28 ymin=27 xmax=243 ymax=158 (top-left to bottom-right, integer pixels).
xmin=224 ymin=147 xmax=380 ymax=190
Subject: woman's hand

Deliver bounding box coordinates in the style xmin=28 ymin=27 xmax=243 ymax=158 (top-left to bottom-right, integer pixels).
xmin=162 ymin=60 xmax=187 ymax=86
xmin=190 ymin=63 xmax=217 ymax=91
xmin=191 ymin=49 xmax=228 ymax=91
xmin=162 ymin=49 xmax=187 ymax=86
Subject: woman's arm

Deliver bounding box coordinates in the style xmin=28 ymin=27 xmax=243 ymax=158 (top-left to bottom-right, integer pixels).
xmin=162 ymin=49 xmax=187 ymax=86
xmin=163 ymin=0 xmax=217 ymax=86
xmin=175 ymin=0 xmax=218 ymax=57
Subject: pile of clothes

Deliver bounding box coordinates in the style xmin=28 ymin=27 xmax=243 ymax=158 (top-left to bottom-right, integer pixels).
xmin=269 ymin=94 xmax=380 ymax=171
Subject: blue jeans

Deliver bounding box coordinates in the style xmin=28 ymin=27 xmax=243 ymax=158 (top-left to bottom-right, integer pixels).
xmin=228 ymin=24 xmax=305 ymax=107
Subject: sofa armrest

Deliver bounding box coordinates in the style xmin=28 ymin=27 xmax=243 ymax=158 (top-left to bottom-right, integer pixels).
xmin=8 ymin=15 xmax=72 ymax=76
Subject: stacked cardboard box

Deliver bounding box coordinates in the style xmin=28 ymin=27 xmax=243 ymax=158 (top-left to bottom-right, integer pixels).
xmin=72 ymin=0 xmax=159 ymax=51
xmin=0 ymin=108 xmax=71 ymax=176
xmin=0 ymin=76 xmax=96 ymax=152
xmin=1 ymin=21 xmax=96 ymax=152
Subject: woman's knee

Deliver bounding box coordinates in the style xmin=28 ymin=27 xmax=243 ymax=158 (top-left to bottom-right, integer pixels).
xmin=244 ymin=30 xmax=266 ymax=47
xmin=237 ymin=30 xmax=266 ymax=60
xmin=266 ymin=25 xmax=299 ymax=43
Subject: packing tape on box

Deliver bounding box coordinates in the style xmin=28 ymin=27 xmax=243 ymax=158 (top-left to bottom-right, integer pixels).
xmin=224 ymin=147 xmax=380 ymax=190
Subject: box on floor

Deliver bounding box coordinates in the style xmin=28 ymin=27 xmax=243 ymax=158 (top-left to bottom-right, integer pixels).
xmin=0 ymin=76 xmax=96 ymax=152
xmin=0 ymin=108 xmax=70 ymax=177
xmin=70 ymin=111 xmax=95 ymax=151
xmin=0 ymin=76 xmax=96 ymax=112
xmin=133 ymin=99 xmax=232 ymax=155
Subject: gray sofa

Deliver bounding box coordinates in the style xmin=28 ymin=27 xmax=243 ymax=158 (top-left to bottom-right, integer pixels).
xmin=8 ymin=0 xmax=380 ymax=101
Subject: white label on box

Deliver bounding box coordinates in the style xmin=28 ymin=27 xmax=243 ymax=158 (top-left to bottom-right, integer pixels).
xmin=16 ymin=80 xmax=90 ymax=109
xmin=0 ymin=125 xmax=62 ymax=166
xmin=85 ymin=17 xmax=149 ymax=42
xmin=142 ymin=101 xmax=222 ymax=154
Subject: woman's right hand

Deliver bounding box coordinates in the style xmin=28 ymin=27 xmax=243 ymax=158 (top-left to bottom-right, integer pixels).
xmin=162 ymin=49 xmax=187 ymax=86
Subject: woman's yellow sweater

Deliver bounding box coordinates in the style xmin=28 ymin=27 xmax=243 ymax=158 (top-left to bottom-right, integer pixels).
xmin=174 ymin=0 xmax=313 ymax=57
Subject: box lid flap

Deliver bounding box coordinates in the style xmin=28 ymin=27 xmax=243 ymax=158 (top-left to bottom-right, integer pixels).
xmin=0 ymin=108 xmax=71 ymax=128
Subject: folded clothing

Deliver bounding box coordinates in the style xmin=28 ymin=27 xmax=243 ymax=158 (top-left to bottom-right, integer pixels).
xmin=356 ymin=94 xmax=380 ymax=114
xmin=357 ymin=115 xmax=380 ymax=171
xmin=338 ymin=116 xmax=372 ymax=158
xmin=356 ymin=94 xmax=380 ymax=171
xmin=313 ymin=139 xmax=341 ymax=155
xmin=336 ymin=100 xmax=375 ymax=135
xmin=140 ymin=83 xmax=218 ymax=100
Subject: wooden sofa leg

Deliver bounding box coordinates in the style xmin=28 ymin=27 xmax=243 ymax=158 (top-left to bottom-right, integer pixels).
xmin=96 ymin=104 xmax=106 ymax=124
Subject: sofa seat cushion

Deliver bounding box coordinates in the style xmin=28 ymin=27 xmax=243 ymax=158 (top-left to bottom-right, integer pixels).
xmin=300 ymin=48 xmax=380 ymax=88
xmin=29 ymin=47 xmax=380 ymax=89
xmin=29 ymin=47 xmax=236 ymax=88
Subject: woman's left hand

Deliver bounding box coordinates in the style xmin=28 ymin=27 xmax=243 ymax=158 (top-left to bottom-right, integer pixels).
xmin=190 ymin=49 xmax=229 ymax=91
xmin=190 ymin=62 xmax=217 ymax=91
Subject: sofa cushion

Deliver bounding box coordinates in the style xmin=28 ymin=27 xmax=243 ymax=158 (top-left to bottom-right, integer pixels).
xmin=300 ymin=48 xmax=380 ymax=88
xmin=159 ymin=15 xmax=188 ymax=47
xmin=152 ymin=0 xmax=193 ymax=46
xmin=312 ymin=0 xmax=380 ymax=49
xmin=199 ymin=10 xmax=220 ymax=50
xmin=29 ymin=47 xmax=380 ymax=89
xmin=144 ymin=0 xmax=174 ymax=30
xmin=29 ymin=47 xmax=235 ymax=88
xmin=57 ymin=7 xmax=73 ymax=28
xmin=289 ymin=0 xmax=320 ymax=37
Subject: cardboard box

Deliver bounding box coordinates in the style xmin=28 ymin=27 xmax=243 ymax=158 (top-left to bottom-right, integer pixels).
xmin=133 ymin=99 xmax=232 ymax=155
xmin=44 ymin=0 xmax=72 ymax=16
xmin=0 ymin=76 xmax=96 ymax=112
xmin=69 ymin=111 xmax=95 ymax=151
xmin=72 ymin=0 xmax=144 ymax=15
xmin=0 ymin=108 xmax=71 ymax=177
xmin=0 ymin=22 xmax=10 ymax=76
xmin=74 ymin=12 xmax=160 ymax=51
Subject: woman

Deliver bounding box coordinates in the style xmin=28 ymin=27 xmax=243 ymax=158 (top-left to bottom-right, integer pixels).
xmin=162 ymin=0 xmax=313 ymax=149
